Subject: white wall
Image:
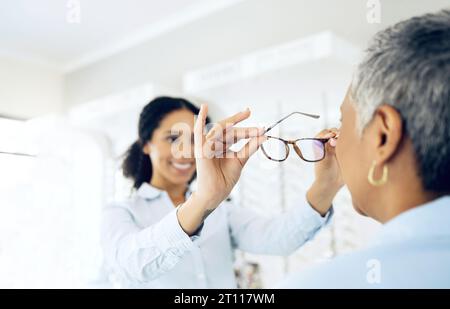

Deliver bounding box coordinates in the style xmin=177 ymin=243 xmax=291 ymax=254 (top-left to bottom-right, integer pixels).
xmin=63 ymin=0 xmax=373 ymax=108
xmin=0 ymin=0 xmax=448 ymax=119
xmin=62 ymin=0 xmax=450 ymax=110
xmin=0 ymin=55 xmax=63 ymax=119
xmin=1 ymin=0 xmax=448 ymax=117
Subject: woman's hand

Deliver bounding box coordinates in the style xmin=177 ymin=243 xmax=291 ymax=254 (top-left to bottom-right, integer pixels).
xmin=306 ymin=128 xmax=344 ymax=216
xmin=177 ymin=104 xmax=266 ymax=234
xmin=194 ymin=104 xmax=266 ymax=207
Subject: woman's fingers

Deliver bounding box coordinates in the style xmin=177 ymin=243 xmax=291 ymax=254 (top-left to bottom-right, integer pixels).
xmin=218 ymin=108 xmax=251 ymax=128
xmin=315 ymin=128 xmax=339 ymax=138
xmin=329 ymin=138 xmax=337 ymax=147
xmin=194 ymin=104 xmax=208 ymax=158
xmin=206 ymin=109 xmax=253 ymax=141
xmin=211 ymin=134 xmax=267 ymax=160
xmin=235 ymin=135 xmax=267 ymax=165
xmin=222 ymin=127 xmax=265 ymax=143
xmin=198 ymin=107 xmax=264 ymax=159
xmin=207 ymin=127 xmax=264 ymax=156
xmin=315 ymin=127 xmax=339 ymax=148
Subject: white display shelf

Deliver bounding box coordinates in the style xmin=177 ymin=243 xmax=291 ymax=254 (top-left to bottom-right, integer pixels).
xmin=184 ymin=31 xmax=360 ymax=95
xmin=182 ymin=31 xmax=361 ymax=135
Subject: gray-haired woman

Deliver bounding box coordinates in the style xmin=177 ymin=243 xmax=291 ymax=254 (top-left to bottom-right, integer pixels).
xmin=195 ymin=9 xmax=450 ymax=288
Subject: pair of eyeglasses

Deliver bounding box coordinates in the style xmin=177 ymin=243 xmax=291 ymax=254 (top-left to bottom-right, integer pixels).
xmin=261 ymin=112 xmax=329 ymax=162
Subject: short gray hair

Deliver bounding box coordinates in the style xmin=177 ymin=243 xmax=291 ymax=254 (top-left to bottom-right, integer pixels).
xmin=351 ymin=9 xmax=450 ymax=193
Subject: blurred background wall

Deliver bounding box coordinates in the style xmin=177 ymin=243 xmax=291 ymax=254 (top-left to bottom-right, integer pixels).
xmin=0 ymin=0 xmax=448 ymax=288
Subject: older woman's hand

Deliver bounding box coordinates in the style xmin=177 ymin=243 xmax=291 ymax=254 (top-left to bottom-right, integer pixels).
xmin=306 ymin=128 xmax=344 ymax=216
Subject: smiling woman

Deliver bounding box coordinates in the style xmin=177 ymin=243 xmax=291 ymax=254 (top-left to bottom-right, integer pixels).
xmin=101 ymin=96 xmax=333 ymax=288
xmin=121 ymin=97 xmax=209 ymax=196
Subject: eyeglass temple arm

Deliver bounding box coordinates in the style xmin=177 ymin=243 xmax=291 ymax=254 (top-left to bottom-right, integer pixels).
xmin=264 ymin=111 xmax=320 ymax=133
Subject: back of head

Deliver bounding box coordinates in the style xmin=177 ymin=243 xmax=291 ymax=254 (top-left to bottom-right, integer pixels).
xmin=351 ymin=9 xmax=450 ymax=194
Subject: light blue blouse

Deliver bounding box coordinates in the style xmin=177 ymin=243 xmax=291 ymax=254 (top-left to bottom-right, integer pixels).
xmin=279 ymin=195 xmax=450 ymax=288
xmin=101 ymin=183 xmax=332 ymax=288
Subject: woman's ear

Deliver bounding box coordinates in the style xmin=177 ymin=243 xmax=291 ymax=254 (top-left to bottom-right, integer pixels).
xmin=143 ymin=143 xmax=151 ymax=155
xmin=372 ymin=104 xmax=403 ymax=164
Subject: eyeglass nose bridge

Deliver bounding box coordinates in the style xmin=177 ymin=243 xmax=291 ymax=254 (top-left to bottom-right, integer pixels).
xmin=287 ymin=140 xmax=305 ymax=161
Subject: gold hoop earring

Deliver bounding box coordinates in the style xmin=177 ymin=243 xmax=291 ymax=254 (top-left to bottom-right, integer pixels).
xmin=368 ymin=160 xmax=388 ymax=186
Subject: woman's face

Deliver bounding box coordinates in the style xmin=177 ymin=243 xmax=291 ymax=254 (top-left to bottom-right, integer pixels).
xmin=335 ymin=89 xmax=374 ymax=216
xmin=143 ymin=109 xmax=197 ymax=186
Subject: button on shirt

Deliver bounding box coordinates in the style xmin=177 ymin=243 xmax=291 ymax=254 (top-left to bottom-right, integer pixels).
xmin=101 ymin=183 xmax=332 ymax=288
xmin=279 ymin=195 xmax=450 ymax=288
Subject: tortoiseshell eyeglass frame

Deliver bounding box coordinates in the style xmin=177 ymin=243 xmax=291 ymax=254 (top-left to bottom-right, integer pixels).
xmin=261 ymin=111 xmax=330 ymax=163
xmin=261 ymin=136 xmax=330 ymax=162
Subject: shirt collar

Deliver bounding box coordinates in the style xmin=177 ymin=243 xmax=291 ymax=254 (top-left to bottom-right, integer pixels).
xmin=136 ymin=182 xmax=192 ymax=201
xmin=136 ymin=183 xmax=163 ymax=200
xmin=373 ymin=195 xmax=450 ymax=246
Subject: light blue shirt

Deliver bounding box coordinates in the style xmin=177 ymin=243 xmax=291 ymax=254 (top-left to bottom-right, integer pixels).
xmin=279 ymin=195 xmax=450 ymax=288
xmin=101 ymin=183 xmax=332 ymax=288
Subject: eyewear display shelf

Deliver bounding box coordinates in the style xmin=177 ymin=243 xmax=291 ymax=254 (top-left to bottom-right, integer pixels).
xmin=182 ymin=31 xmax=381 ymax=288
